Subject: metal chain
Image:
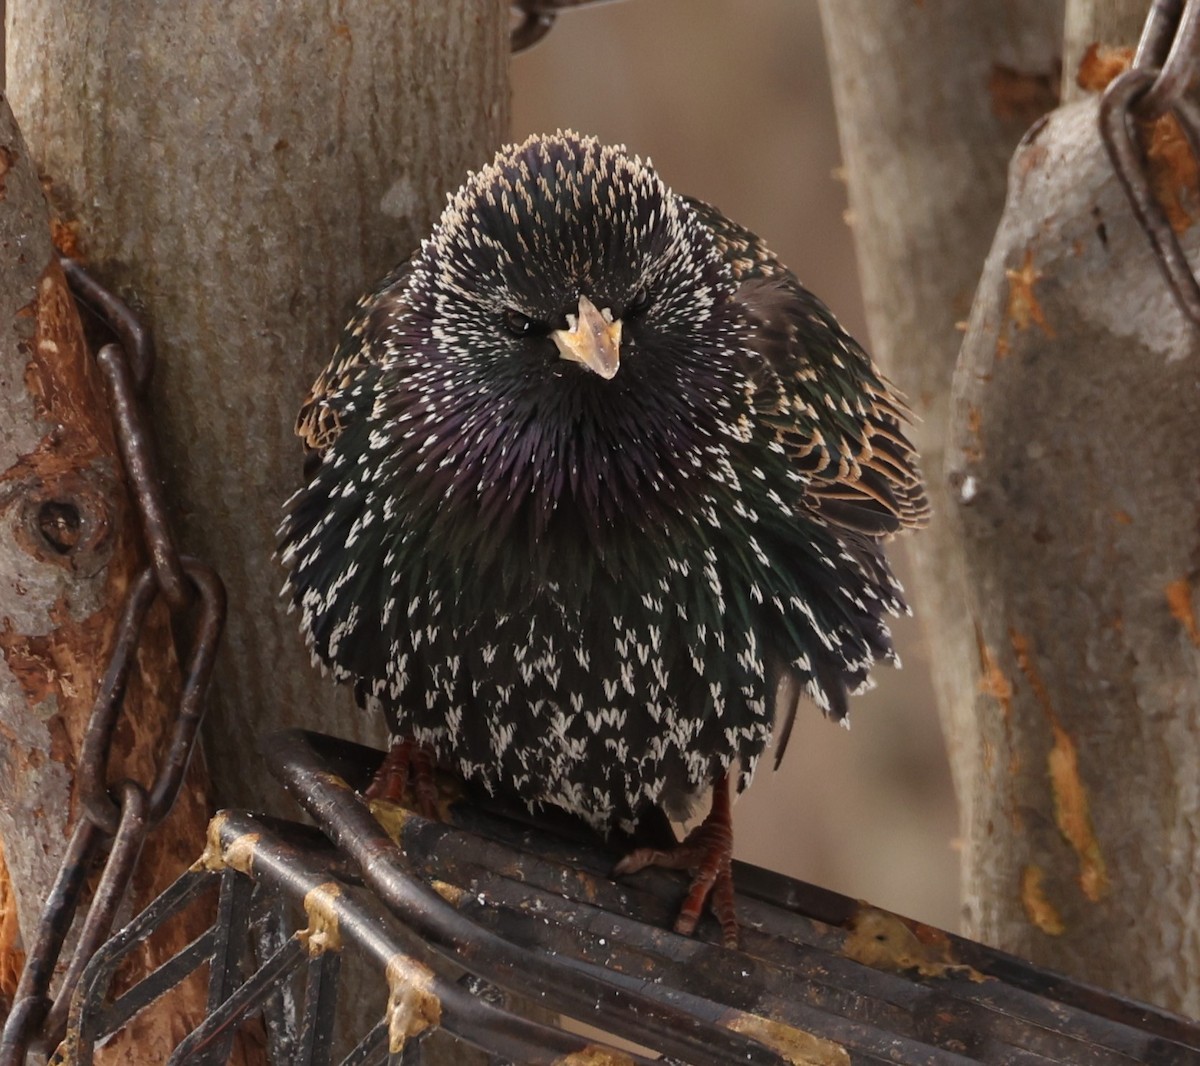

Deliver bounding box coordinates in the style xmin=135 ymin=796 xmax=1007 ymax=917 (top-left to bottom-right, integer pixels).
xmin=0 ymin=260 xmax=227 ymax=1065
xmin=1099 ymin=0 xmax=1200 ymax=327
xmin=510 ymin=0 xmax=618 ymax=53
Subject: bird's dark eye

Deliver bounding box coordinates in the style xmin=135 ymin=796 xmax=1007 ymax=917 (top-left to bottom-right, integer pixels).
xmin=502 ymin=308 xmax=545 ymax=337
xmin=626 ymin=290 xmax=652 ymax=317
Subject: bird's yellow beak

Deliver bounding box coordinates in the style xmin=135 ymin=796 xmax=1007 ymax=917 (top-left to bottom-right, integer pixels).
xmin=551 ymin=295 xmax=622 ymax=380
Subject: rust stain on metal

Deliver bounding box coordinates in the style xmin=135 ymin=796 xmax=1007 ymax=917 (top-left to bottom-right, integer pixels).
xmin=1165 ymin=577 xmax=1200 ymax=646
xmin=554 ymin=1047 xmax=636 ymax=1066
xmin=1011 ymin=630 xmax=1110 ymax=902
xmin=297 ymin=881 xmax=344 ymax=956
xmin=845 ymin=907 xmax=986 ymax=983
xmin=1005 ymin=250 xmax=1055 ymax=336
xmin=1021 ymin=865 xmax=1065 ymax=935
xmin=725 ymin=1010 xmax=849 ymax=1065
xmin=384 ymin=951 xmax=441 ymax=1053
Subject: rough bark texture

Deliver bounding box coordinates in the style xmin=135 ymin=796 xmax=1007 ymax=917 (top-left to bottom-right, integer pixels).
xmin=947 ymin=91 xmax=1200 ymax=1012
xmin=0 ymin=88 xmax=67 ymax=998
xmin=818 ymin=0 xmax=1064 ymax=923
xmin=6 ymin=5 xmax=508 ymax=1059
xmin=6 ymin=2 xmax=511 ymax=815
xmin=821 ymin=0 xmax=1200 ymax=1012
xmin=0 ymin=93 xmax=223 ymax=1062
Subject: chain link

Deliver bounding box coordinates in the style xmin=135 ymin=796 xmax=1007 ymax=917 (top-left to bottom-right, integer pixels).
xmin=0 ymin=260 xmax=227 ymax=1065
xmin=1099 ymin=0 xmax=1200 ymax=327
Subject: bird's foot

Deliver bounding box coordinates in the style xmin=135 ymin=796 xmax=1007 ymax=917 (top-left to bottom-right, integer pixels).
xmin=614 ymin=773 xmax=739 ymax=948
xmin=364 ymin=738 xmax=439 ymax=819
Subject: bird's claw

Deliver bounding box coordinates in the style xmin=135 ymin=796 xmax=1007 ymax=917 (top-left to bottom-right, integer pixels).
xmin=364 ymin=738 xmax=440 ymax=820
xmin=614 ymin=774 xmax=739 ymax=948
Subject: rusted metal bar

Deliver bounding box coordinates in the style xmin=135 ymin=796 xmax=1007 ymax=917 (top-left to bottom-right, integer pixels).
xmin=391 ymin=802 xmax=1175 ymax=1065
xmin=52 ymin=734 xmax=1200 ymax=1064
xmin=211 ymin=811 xmax=660 ymax=1066
xmin=59 ymin=257 xmax=156 ymax=390
xmin=264 ymin=729 xmax=794 ymax=1066
xmin=166 ymin=934 xmax=302 ymax=1065
xmin=1132 ymin=0 xmax=1200 ymax=120
xmin=264 ymin=730 xmax=1200 ymax=1066
xmin=57 ymin=812 xmax=661 ymax=1065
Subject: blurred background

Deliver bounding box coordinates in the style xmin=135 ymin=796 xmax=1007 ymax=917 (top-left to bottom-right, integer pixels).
xmin=511 ymin=0 xmax=960 ymax=930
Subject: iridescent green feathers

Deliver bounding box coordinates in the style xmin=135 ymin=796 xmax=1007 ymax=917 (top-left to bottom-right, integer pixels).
xmin=279 ymin=131 xmax=925 ymax=830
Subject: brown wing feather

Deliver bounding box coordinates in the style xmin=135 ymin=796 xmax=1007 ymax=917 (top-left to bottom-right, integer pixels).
xmin=296 ymin=261 xmax=414 ymax=455
xmin=687 ymin=197 xmax=926 ymax=765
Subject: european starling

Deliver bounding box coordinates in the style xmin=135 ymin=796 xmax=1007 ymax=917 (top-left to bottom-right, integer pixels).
xmin=279 ymin=132 xmax=927 ymax=945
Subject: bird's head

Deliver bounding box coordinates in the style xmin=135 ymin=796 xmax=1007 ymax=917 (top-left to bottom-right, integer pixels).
xmin=401 ymin=131 xmax=736 ymax=391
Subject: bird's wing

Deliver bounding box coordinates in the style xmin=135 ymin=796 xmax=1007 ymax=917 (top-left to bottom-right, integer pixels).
xmin=686 ymin=196 xmax=928 ymax=536
xmin=296 ymin=261 xmax=414 ymax=455
xmin=688 ymin=197 xmax=927 ymax=764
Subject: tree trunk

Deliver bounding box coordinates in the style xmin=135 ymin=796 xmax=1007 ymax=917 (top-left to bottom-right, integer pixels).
xmin=5 ymin=1 xmax=511 ymax=818
xmin=818 ymin=0 xmax=1064 ymax=927
xmin=6 ymin=3 xmax=508 ymax=1059
xmin=947 ymin=84 xmax=1200 ymax=1013
xmin=0 ymin=93 xmax=221 ymax=1062
xmin=823 ymin=0 xmax=1200 ymax=1012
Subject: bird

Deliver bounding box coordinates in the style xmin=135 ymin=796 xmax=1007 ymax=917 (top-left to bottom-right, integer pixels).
xmin=278 ymin=131 xmax=927 ymax=947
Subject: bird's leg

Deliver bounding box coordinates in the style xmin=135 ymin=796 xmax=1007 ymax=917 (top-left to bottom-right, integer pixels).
xmin=364 ymin=737 xmax=439 ymax=819
xmin=614 ymin=773 xmax=739 ymax=948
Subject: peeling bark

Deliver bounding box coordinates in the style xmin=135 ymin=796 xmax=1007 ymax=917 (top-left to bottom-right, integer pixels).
xmin=6 ymin=0 xmax=510 ymax=817
xmin=6 ymin=4 xmax=508 ymax=1058
xmin=0 ymin=94 xmax=225 ymax=1060
xmin=947 ymin=93 xmax=1200 ymax=1012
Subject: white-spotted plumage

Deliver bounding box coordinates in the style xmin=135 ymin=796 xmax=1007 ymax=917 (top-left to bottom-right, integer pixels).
xmin=279 ymin=131 xmax=926 ymax=833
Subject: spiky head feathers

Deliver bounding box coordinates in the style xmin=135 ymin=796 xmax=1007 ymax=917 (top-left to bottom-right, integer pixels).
xmin=403 ymin=132 xmax=734 ymax=375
